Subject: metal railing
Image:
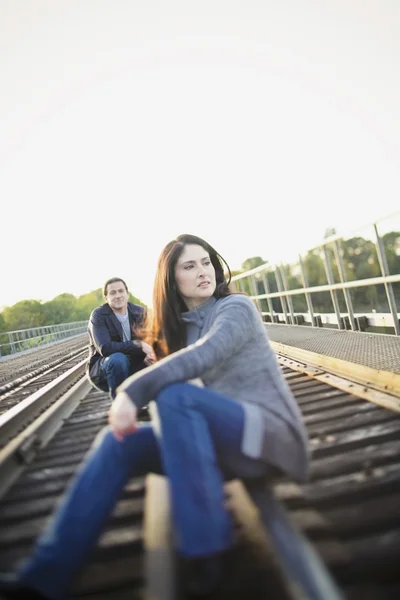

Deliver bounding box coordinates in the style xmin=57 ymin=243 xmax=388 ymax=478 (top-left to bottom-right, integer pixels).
xmin=0 ymin=321 xmax=88 ymax=357
xmin=231 ymin=212 xmax=400 ymax=335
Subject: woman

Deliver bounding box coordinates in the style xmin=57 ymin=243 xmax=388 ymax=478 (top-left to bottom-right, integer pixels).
xmin=0 ymin=234 xmax=309 ymax=600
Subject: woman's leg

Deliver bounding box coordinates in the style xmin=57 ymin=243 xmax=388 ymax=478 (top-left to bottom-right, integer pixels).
xmin=18 ymin=424 xmax=162 ymax=600
xmin=156 ymin=383 xmax=267 ymax=559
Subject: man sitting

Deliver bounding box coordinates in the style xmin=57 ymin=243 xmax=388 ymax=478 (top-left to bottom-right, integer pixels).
xmin=86 ymin=277 xmax=155 ymax=398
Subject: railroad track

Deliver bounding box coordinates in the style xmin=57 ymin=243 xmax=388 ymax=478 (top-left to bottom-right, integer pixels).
xmin=0 ymin=338 xmax=88 ymax=416
xmin=275 ymin=356 xmax=400 ymax=600
xmin=0 ymin=334 xmax=88 ymax=386
xmin=0 ymin=353 xmax=399 ymax=599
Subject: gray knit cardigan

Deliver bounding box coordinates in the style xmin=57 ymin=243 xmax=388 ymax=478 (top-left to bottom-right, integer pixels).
xmin=119 ymin=294 xmax=309 ymax=482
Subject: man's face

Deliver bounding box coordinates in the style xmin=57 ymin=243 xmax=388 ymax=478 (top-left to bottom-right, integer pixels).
xmin=105 ymin=281 xmax=129 ymax=314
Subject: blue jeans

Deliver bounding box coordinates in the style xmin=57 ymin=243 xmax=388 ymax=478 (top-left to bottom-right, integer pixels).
xmin=18 ymin=383 xmax=268 ymax=600
xmin=102 ymin=352 xmax=132 ymax=398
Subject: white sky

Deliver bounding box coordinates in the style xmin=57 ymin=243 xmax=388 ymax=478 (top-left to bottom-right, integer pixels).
xmin=1 ymin=0 xmax=399 ymax=309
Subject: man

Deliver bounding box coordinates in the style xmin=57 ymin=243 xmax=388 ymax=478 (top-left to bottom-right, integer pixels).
xmin=86 ymin=277 xmax=155 ymax=398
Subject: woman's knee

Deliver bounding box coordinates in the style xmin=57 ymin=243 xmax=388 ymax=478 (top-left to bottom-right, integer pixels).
xmin=91 ymin=425 xmax=113 ymax=449
xmin=157 ymin=382 xmax=192 ymax=410
xmin=90 ymin=424 xmax=157 ymax=463
xmin=83 ymin=426 xmax=119 ymax=466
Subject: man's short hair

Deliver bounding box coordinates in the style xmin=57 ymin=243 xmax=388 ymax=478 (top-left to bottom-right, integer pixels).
xmin=103 ymin=277 xmax=129 ymax=297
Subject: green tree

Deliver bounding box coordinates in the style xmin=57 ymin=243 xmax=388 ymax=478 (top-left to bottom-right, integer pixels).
xmin=382 ymin=231 xmax=400 ymax=276
xmin=302 ymin=251 xmax=332 ymax=312
xmin=237 ymin=257 xmax=268 ymax=296
xmin=75 ymin=289 xmax=104 ymax=320
xmin=340 ymin=236 xmax=381 ymax=312
xmin=128 ymin=292 xmax=146 ymax=307
xmin=241 ymin=256 xmax=267 ymax=271
xmin=304 ymin=251 xmax=326 ymax=286
xmin=0 ymin=312 xmax=6 ymax=333
xmin=341 ymin=237 xmax=380 ymax=281
xmin=3 ymin=300 xmax=45 ymax=330
xmin=0 ymin=287 xmax=148 ymax=333
xmin=43 ymin=294 xmax=79 ymax=324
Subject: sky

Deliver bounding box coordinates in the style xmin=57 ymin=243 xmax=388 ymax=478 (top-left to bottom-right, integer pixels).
xmin=1 ymin=0 xmax=399 ymax=309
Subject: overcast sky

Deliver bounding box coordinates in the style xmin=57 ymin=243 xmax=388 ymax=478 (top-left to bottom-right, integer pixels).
xmin=1 ymin=0 xmax=399 ymax=309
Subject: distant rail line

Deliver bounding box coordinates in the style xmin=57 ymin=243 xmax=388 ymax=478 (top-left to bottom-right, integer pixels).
xmin=0 ymin=335 xmax=88 ymax=415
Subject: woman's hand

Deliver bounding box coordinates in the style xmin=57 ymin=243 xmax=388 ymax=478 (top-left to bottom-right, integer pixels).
xmin=109 ymin=391 xmax=138 ymax=441
xmin=141 ymin=341 xmax=156 ymax=366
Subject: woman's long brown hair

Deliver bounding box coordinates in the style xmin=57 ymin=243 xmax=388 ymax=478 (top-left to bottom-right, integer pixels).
xmin=140 ymin=234 xmax=233 ymax=358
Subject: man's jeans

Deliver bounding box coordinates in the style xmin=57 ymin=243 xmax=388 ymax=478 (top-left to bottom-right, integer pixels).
xmin=102 ymin=352 xmax=131 ymax=398
xmin=19 ymin=383 xmax=268 ymax=600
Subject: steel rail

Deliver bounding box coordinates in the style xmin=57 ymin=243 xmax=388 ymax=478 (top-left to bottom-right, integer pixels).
xmin=0 ymin=348 xmax=87 ymax=398
xmin=0 ymin=359 xmax=87 ymax=448
xmin=0 ymin=370 xmax=90 ymax=501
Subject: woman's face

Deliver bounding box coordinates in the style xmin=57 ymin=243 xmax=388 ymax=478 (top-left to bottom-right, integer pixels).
xmin=174 ymin=244 xmax=216 ymax=310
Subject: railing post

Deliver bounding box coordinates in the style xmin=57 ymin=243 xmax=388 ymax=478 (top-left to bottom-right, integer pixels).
xmin=373 ymin=224 xmax=400 ymax=335
xmin=333 ymin=240 xmax=357 ymax=331
xmin=298 ymin=254 xmax=317 ymax=327
xmin=274 ymin=268 xmax=290 ymax=324
xmin=237 ymin=278 xmax=246 ymax=293
xmin=8 ymin=332 xmax=15 ymax=355
xmin=279 ymin=264 xmax=296 ymax=325
xmin=249 ymin=274 xmax=261 ymax=313
xmin=322 ymin=246 xmax=343 ymax=329
xmin=260 ymin=271 xmax=276 ymax=322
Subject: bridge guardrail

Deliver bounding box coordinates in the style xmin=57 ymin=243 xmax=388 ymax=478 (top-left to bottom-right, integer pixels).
xmin=231 ymin=212 xmax=400 ymax=335
xmin=0 ymin=321 xmax=88 ymax=357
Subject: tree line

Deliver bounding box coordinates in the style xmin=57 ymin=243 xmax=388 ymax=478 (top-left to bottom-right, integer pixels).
xmin=0 ymin=290 xmax=145 ymax=334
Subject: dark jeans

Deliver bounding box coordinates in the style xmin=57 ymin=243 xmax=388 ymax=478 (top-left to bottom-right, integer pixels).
xmin=19 ymin=383 xmax=268 ymax=600
xmin=102 ymin=352 xmax=132 ymax=398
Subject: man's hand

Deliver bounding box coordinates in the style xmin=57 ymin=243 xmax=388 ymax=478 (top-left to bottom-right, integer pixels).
xmin=109 ymin=391 xmax=138 ymax=441
xmin=141 ymin=341 xmax=156 ymax=366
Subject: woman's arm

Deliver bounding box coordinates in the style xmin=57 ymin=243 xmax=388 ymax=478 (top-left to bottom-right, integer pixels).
xmin=118 ymin=295 xmax=261 ymax=410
